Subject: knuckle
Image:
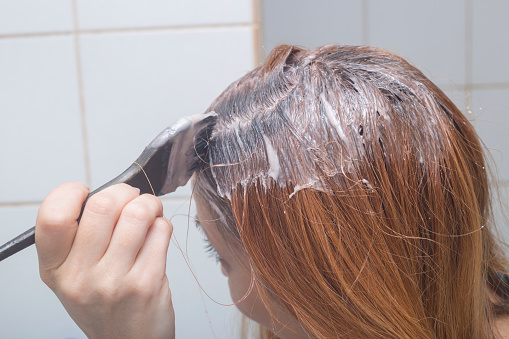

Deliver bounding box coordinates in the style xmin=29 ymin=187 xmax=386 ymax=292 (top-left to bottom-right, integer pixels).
xmin=59 ymin=284 xmax=82 ymax=304
xmin=117 ymin=183 xmax=138 ymax=193
xmin=154 ymin=217 xmax=172 ymax=237
xmin=123 ymin=202 xmax=152 ymax=223
xmin=37 ymin=182 xmax=89 ymax=233
xmin=128 ymin=277 xmax=155 ymax=299
xmin=167 ymin=220 xmax=174 ymax=235
xmin=39 ymin=268 xmax=55 ymax=288
xmin=57 ymin=277 xmax=89 ymax=305
xmin=86 ymin=193 xmax=117 ymax=217
xmin=63 ymin=182 xmax=89 ymax=193
xmin=90 ymin=263 xmax=121 ymax=301
xmin=96 ymin=279 xmax=119 ymax=302
xmin=51 ymin=182 xmax=87 ymax=196
xmin=37 ymin=208 xmax=76 ymax=232
xmin=141 ymin=194 xmax=162 ymax=208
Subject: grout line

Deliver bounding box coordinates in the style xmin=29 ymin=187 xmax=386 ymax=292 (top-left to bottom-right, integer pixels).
xmin=362 ymin=0 xmax=370 ymax=45
xmin=0 ymin=196 xmax=190 ymax=208
xmin=0 ymin=201 xmax=42 ymax=208
xmin=440 ymin=83 xmax=509 ymax=92
xmin=72 ymin=0 xmax=92 ymax=187
xmin=79 ymin=22 xmax=252 ymax=36
xmin=252 ymin=0 xmax=262 ymax=66
xmin=0 ymin=31 xmax=72 ymax=40
xmin=0 ymin=196 xmax=191 ymax=208
xmin=465 ymin=0 xmax=473 ymax=113
xmin=0 ymin=22 xmax=252 ymax=40
xmin=470 ymin=83 xmax=509 ymax=91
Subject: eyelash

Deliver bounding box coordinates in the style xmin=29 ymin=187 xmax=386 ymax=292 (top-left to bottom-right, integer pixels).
xmin=203 ymin=238 xmax=221 ymax=264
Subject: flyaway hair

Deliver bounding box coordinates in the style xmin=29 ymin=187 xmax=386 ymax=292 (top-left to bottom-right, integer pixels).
xmin=195 ymin=45 xmax=509 ymax=338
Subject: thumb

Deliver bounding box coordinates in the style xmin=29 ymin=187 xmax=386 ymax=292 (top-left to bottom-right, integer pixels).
xmin=35 ymin=182 xmax=89 ymax=280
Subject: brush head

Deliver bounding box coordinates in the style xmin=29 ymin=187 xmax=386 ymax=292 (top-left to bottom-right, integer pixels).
xmin=151 ymin=111 xmax=217 ymax=195
xmin=95 ymin=112 xmax=217 ymax=196
xmin=0 ymin=112 xmax=218 ymax=262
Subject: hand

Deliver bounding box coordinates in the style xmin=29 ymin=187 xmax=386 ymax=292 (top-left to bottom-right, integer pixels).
xmin=35 ymin=182 xmax=175 ymax=339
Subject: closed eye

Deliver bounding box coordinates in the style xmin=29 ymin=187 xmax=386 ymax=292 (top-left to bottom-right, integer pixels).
xmin=203 ymin=237 xmax=221 ymax=264
xmin=196 ymin=217 xmax=222 ymax=264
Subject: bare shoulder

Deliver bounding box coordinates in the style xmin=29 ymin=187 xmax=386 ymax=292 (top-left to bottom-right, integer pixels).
xmin=496 ymin=315 xmax=509 ymax=339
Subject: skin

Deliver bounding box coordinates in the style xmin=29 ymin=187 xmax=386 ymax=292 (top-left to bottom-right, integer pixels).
xmin=194 ymin=194 xmax=309 ymax=339
xmin=196 ymin=195 xmax=509 ymax=339
xmin=36 ymin=182 xmax=175 ymax=339
xmin=498 ymin=317 xmax=509 ymax=339
xmin=36 ymin=182 xmax=509 ymax=338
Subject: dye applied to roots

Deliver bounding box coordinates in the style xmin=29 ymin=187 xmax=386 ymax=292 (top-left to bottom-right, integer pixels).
xmin=202 ymin=44 xmax=455 ymax=202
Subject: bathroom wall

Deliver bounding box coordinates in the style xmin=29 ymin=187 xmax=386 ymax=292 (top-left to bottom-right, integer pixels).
xmin=261 ymin=0 xmax=509 ymax=242
xmin=1 ymin=1 xmax=507 ymax=338
xmin=0 ymin=1 xmax=258 ymax=338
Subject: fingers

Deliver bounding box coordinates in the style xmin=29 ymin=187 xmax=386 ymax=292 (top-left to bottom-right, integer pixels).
xmin=36 ymin=182 xmax=90 ymax=273
xmin=130 ymin=217 xmax=173 ymax=279
xmin=68 ymin=183 xmax=140 ymax=266
xmin=102 ymin=194 xmax=164 ymax=272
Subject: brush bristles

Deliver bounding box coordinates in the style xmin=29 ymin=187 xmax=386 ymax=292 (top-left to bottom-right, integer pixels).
xmin=190 ymin=114 xmax=217 ymax=171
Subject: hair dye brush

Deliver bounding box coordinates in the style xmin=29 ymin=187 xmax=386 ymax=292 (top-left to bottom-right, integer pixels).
xmin=0 ymin=112 xmax=217 ymax=262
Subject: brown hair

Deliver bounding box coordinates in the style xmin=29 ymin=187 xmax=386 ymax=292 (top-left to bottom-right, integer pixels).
xmin=195 ymin=45 xmax=509 ymax=338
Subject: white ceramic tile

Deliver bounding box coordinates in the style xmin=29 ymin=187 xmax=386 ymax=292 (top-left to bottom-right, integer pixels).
xmin=472 ymin=0 xmax=509 ymax=84
xmin=0 ymin=205 xmax=85 ymax=339
xmin=262 ymin=0 xmax=363 ymax=57
xmin=80 ymin=27 xmax=254 ymax=198
xmin=470 ymin=89 xmax=509 ymax=182
xmin=0 ymin=36 xmax=87 ymax=203
xmin=77 ymin=0 xmax=252 ymax=30
xmin=163 ymin=200 xmax=235 ymax=338
xmin=492 ymin=186 xmax=509 ymax=251
xmin=0 ymin=0 xmax=73 ymax=35
xmin=369 ymin=0 xmax=465 ymax=86
xmin=441 ymin=83 xmax=467 ymax=115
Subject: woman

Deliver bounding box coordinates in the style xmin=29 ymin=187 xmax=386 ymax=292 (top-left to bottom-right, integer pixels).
xmin=36 ymin=45 xmax=509 ymax=338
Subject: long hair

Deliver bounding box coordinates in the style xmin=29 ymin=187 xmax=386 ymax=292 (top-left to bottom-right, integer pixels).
xmin=195 ymin=45 xmax=509 ymax=338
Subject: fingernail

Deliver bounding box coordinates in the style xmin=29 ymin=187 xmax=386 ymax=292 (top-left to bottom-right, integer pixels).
xmin=134 ymin=187 xmax=141 ymax=195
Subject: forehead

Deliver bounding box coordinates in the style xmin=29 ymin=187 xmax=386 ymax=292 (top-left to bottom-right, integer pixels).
xmin=195 ymin=195 xmax=217 ymax=226
xmin=194 ymin=196 xmax=226 ymax=242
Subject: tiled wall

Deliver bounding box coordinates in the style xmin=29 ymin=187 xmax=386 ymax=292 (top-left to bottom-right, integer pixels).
xmin=1 ymin=0 xmax=507 ymax=337
xmin=262 ymin=0 xmax=509 ymax=239
xmin=0 ymin=1 xmax=257 ymax=338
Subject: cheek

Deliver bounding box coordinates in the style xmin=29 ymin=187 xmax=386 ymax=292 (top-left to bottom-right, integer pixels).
xmin=227 ymin=266 xmax=271 ymax=327
xmin=220 ymin=263 xmax=228 ymax=277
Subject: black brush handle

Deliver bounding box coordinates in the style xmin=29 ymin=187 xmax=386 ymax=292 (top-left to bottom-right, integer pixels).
xmin=0 ymin=189 xmax=95 ymax=262
xmin=0 ymin=113 xmax=215 ymax=263
xmin=0 ymin=154 xmax=161 ymax=263
xmin=0 ymin=227 xmax=36 ymax=261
